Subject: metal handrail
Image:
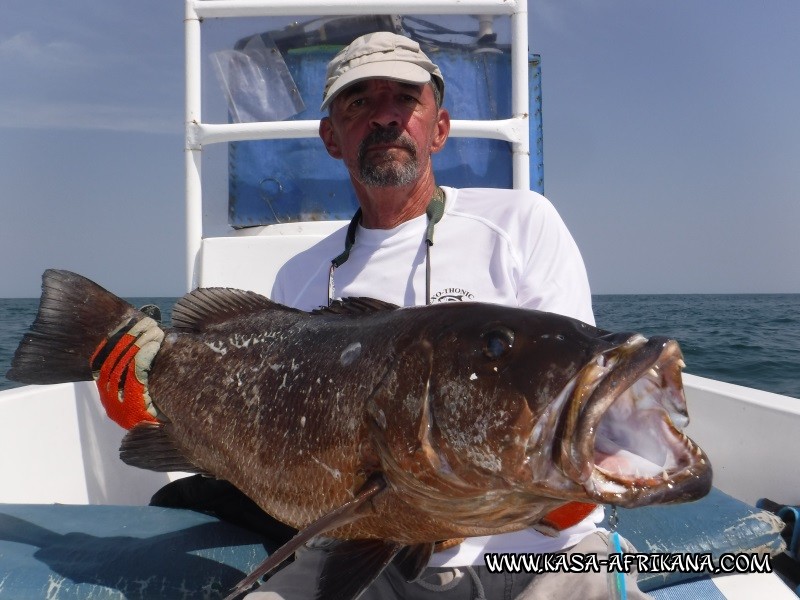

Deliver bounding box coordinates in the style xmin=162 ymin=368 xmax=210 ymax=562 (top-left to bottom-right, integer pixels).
xmin=190 ymin=0 xmax=519 ymax=18
xmin=190 ymin=119 xmax=526 ymax=147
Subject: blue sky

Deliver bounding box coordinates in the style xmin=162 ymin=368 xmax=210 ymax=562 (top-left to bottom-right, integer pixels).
xmin=1 ymin=1 xmax=799 ymax=297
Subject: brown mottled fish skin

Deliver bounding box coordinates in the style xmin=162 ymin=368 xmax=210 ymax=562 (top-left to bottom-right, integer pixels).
xmin=8 ymin=270 xmax=712 ymax=546
xmin=145 ymin=294 xmax=710 ymax=543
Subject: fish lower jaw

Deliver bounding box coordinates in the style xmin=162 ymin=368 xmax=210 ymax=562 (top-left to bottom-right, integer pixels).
xmin=573 ymin=340 xmax=711 ymax=506
xmin=585 ymin=407 xmax=710 ymax=505
xmin=587 ymin=450 xmax=712 ymax=507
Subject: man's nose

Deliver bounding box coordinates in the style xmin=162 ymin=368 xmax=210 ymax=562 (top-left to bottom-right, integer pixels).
xmin=368 ymin=98 xmax=402 ymax=129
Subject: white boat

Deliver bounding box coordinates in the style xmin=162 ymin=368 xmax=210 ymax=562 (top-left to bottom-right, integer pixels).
xmin=1 ymin=1 xmax=798 ymax=598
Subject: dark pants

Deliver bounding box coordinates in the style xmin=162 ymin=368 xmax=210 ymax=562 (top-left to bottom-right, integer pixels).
xmin=245 ymin=532 xmax=652 ymax=600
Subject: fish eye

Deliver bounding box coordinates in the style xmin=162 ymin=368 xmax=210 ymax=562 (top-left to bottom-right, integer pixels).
xmin=482 ymin=327 xmax=515 ymax=360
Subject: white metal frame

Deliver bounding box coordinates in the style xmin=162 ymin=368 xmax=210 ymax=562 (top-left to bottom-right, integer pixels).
xmin=184 ymin=0 xmax=531 ymax=290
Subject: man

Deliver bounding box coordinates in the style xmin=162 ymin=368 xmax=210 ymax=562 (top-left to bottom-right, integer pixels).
xmin=272 ymin=32 xmax=591 ymax=320
xmin=250 ymin=32 xmax=651 ymax=600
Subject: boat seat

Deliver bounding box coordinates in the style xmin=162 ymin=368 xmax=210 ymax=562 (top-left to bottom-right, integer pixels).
xmin=0 ymin=503 xmax=271 ymax=599
xmin=0 ymin=487 xmax=787 ymax=599
xmin=605 ymin=486 xmax=786 ymax=592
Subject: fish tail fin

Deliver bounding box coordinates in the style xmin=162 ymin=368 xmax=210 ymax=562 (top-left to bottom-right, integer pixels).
xmin=7 ymin=269 xmax=165 ymax=429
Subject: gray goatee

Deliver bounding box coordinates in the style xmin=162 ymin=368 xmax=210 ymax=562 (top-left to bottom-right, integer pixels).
xmin=357 ymin=128 xmax=419 ymax=187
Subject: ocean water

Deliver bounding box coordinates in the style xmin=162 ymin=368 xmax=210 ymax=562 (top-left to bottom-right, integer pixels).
xmin=593 ymin=294 xmax=800 ymax=399
xmin=0 ymin=295 xmax=798 ymax=399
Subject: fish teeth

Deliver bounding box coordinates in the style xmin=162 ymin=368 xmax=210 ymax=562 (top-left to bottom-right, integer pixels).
xmin=677 ymin=359 xmax=686 ymax=369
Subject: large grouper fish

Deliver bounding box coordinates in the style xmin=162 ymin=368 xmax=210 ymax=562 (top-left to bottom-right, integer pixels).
xmin=8 ymin=270 xmax=711 ymax=599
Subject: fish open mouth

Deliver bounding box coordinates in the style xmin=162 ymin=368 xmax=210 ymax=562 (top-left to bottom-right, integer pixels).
xmin=560 ymin=334 xmax=711 ymax=506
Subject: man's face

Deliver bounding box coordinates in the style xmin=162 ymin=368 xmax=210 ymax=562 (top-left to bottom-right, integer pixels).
xmin=319 ymin=79 xmax=449 ymax=188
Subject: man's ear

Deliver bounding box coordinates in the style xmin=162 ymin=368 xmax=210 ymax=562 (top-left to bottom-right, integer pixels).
xmin=430 ymin=108 xmax=450 ymax=155
xmin=319 ymin=117 xmax=342 ymax=159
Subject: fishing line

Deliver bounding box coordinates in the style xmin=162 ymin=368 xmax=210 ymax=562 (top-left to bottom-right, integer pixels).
xmin=606 ymin=505 xmax=628 ymax=600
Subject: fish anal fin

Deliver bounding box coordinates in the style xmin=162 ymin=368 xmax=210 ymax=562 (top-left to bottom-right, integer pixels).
xmin=317 ymin=539 xmax=403 ymax=600
xmin=224 ymin=474 xmax=387 ymax=600
xmin=119 ymin=422 xmax=208 ymax=475
xmin=393 ymin=542 xmax=435 ymax=583
xmin=171 ymin=287 xmax=298 ymax=332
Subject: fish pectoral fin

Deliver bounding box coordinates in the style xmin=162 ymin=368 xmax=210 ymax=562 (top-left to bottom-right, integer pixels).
xmin=119 ymin=422 xmax=209 ymax=475
xmin=224 ymin=474 xmax=387 ymax=600
xmin=318 ymin=539 xmax=403 ymax=600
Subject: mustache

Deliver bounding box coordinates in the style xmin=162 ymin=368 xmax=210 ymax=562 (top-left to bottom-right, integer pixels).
xmin=357 ymin=128 xmax=417 ymax=161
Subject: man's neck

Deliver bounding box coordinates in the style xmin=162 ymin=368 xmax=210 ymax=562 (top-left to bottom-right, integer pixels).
xmin=353 ymin=173 xmax=438 ymax=229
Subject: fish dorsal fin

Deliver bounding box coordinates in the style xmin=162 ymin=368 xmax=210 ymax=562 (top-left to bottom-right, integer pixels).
xmin=119 ymin=422 xmax=209 ymax=475
xmin=171 ymin=288 xmax=298 ymax=332
xmin=311 ymin=297 xmax=400 ymax=316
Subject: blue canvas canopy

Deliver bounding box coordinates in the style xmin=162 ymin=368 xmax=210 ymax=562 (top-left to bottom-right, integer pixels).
xmin=225 ymin=29 xmax=543 ymax=227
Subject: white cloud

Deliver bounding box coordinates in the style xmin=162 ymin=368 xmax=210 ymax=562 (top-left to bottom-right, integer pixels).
xmin=530 ymin=0 xmax=600 ymax=35
xmin=0 ymin=30 xmax=181 ymax=134
xmin=0 ymin=99 xmax=179 ymax=134
xmin=0 ymin=31 xmax=91 ymax=70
